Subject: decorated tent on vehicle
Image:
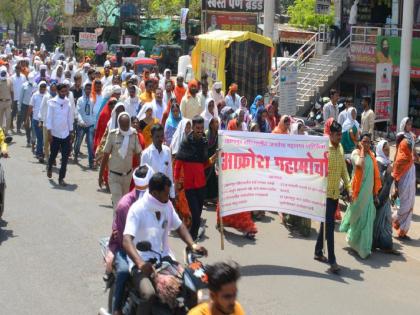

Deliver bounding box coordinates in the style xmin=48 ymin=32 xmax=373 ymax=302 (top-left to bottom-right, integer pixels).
xmin=191 ymin=30 xmax=273 ymax=102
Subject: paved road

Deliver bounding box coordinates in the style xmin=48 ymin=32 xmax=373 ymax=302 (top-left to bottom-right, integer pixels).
xmin=0 ymin=134 xmax=419 ymax=315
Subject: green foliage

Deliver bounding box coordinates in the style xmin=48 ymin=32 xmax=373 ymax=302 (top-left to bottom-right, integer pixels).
xmin=75 ymin=47 xmax=95 ymax=60
xmin=155 ymin=29 xmax=175 ymax=45
xmin=288 ymin=0 xmax=334 ymax=30
xmin=146 ymin=0 xmax=201 ymax=19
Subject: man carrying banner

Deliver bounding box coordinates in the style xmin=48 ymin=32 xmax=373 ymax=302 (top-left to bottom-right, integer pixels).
xmin=314 ymin=120 xmax=351 ymax=274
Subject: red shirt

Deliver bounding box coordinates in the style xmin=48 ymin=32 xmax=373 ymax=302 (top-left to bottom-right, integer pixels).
xmin=174 ymin=160 xmax=209 ymax=190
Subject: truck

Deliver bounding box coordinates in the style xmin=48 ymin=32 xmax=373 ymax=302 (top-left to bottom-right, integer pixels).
xmin=191 ymin=30 xmax=273 ymax=102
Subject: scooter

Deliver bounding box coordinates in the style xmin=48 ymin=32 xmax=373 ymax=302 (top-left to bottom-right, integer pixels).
xmin=307 ymin=96 xmax=330 ymax=126
xmin=98 ymin=240 xmax=208 ymax=315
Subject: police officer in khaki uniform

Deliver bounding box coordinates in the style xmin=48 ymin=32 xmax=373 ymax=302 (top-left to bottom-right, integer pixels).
xmin=99 ymin=111 xmax=141 ymax=211
xmin=0 ymin=66 xmax=12 ymax=135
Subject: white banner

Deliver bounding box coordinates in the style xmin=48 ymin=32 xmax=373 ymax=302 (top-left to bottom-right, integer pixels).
xmin=64 ymin=0 xmax=74 ymax=16
xmin=180 ymin=8 xmax=189 ymax=40
xmin=278 ymin=64 xmax=297 ymax=116
xmin=218 ymin=131 xmax=328 ymax=222
xmin=78 ymin=32 xmax=97 ymax=49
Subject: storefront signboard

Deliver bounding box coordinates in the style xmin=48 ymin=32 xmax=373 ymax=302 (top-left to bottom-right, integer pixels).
xmin=349 ymin=43 xmax=376 ymax=73
xmin=205 ymin=11 xmax=257 ymax=32
xmin=202 ymin=0 xmax=263 ymax=12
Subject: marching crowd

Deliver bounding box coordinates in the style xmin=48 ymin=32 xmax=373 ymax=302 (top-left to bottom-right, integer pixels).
xmin=0 ymin=45 xmax=418 ymax=314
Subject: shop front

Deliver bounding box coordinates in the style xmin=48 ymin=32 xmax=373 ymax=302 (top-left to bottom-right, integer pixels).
xmin=345 ymin=23 xmax=420 ymax=133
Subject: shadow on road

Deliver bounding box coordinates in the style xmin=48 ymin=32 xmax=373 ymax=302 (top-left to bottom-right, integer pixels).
xmin=49 ymin=179 xmax=78 ymax=191
xmin=0 ymin=219 xmax=17 ymax=245
xmin=221 ymin=229 xmax=256 ymax=247
xmin=412 ymin=213 xmax=420 ymax=222
xmin=343 ymin=246 xmax=407 ymax=269
xmin=99 ymin=204 xmax=113 ymax=209
xmin=240 ymin=264 xmax=364 ymax=284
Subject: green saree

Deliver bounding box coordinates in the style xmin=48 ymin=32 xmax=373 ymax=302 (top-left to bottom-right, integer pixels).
xmin=339 ymin=153 xmax=376 ymax=259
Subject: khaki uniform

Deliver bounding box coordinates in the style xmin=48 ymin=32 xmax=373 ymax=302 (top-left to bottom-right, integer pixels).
xmin=0 ymin=79 xmax=12 ymax=135
xmin=104 ymin=129 xmax=141 ymax=211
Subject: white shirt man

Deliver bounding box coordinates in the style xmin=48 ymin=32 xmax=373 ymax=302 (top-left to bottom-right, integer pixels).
xmin=123 ymin=190 xmax=182 ymax=270
xmin=224 ymin=93 xmax=241 ymax=111
xmin=151 ymin=88 xmax=165 ymax=122
xmin=46 ymin=95 xmax=74 ymax=139
xmin=29 ymin=82 xmax=47 ymax=123
xmin=11 ymin=69 xmax=26 ymax=103
xmin=141 ymin=143 xmax=175 ymax=199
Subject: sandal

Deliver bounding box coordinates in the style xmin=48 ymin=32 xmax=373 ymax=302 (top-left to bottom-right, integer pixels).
xmin=314 ymin=255 xmax=328 ymax=263
xmin=245 ymin=232 xmax=256 ymax=240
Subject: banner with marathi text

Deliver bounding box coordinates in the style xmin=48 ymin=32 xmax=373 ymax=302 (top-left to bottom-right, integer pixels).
xmin=218 ymin=131 xmax=328 ymax=222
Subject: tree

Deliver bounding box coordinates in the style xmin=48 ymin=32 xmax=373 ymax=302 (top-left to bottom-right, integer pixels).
xmin=91 ymin=0 xmax=119 ymax=27
xmin=27 ymin=0 xmax=60 ymax=44
xmin=0 ymin=0 xmax=29 ymax=46
xmin=146 ymin=0 xmax=201 ymax=19
xmin=288 ymin=0 xmax=334 ymax=30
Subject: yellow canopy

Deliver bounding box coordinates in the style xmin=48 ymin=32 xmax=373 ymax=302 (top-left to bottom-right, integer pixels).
xmin=191 ymin=31 xmax=273 ymax=91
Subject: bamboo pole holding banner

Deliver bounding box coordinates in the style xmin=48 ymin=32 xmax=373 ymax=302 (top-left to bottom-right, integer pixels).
xmin=217 ymin=145 xmax=225 ymax=250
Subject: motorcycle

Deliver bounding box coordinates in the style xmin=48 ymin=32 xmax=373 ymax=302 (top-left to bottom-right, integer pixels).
xmin=307 ymin=96 xmax=330 ymax=126
xmin=98 ymin=240 xmax=208 ymax=315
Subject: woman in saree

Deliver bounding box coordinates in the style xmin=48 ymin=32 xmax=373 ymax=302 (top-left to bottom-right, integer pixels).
xmin=219 ymin=106 xmax=234 ymax=130
xmin=266 ymin=102 xmax=278 ymax=131
xmin=249 ymin=95 xmax=264 ymax=118
xmin=205 ymin=117 xmax=219 ymax=201
xmin=227 ymin=109 xmax=248 ymax=131
xmin=373 ymin=140 xmax=399 ymax=254
xmin=282 ymin=121 xmax=312 ymax=237
xmin=253 ymin=107 xmax=271 ymax=133
xmin=392 ymin=117 xmax=418 ymax=240
xmin=272 ymin=115 xmax=291 ymax=134
xmin=239 ymin=96 xmax=252 ymax=124
xmin=137 ymin=103 xmax=160 ymax=148
xmin=170 ymin=118 xmax=193 ymax=228
xmin=93 ymin=97 xmax=117 ymax=154
xmin=341 ymin=107 xmax=360 ymax=155
xmin=201 ymin=98 xmax=219 ymax=130
xmin=164 ymin=102 xmax=182 ymax=146
xmin=339 ymin=133 xmax=382 ymax=259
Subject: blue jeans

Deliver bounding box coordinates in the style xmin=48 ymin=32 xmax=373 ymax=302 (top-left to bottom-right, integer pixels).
xmin=112 ymin=250 xmax=130 ymax=312
xmin=315 ymin=198 xmax=338 ymax=265
xmin=74 ymin=124 xmax=94 ymax=167
xmin=32 ymin=119 xmax=43 ymax=157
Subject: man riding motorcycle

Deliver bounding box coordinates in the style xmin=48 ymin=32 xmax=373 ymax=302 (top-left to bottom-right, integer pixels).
xmin=123 ymin=172 xmax=208 ymax=315
xmin=105 ymin=164 xmax=155 ymax=315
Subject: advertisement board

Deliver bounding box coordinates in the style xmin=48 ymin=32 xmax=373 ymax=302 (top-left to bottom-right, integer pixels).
xmin=78 ymin=32 xmax=97 ymax=49
xmin=206 ymin=11 xmax=257 ymax=32
xmin=202 ymin=0 xmax=263 ymax=12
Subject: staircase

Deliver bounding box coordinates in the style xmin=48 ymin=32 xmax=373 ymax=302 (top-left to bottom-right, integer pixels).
xmin=273 ymin=33 xmax=350 ymax=116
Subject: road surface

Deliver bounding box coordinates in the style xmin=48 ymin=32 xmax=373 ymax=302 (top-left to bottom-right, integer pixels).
xmin=0 ymin=134 xmax=419 ymax=314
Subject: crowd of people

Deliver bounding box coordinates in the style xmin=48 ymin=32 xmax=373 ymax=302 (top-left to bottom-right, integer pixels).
xmin=0 ymin=45 xmax=418 ymax=314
